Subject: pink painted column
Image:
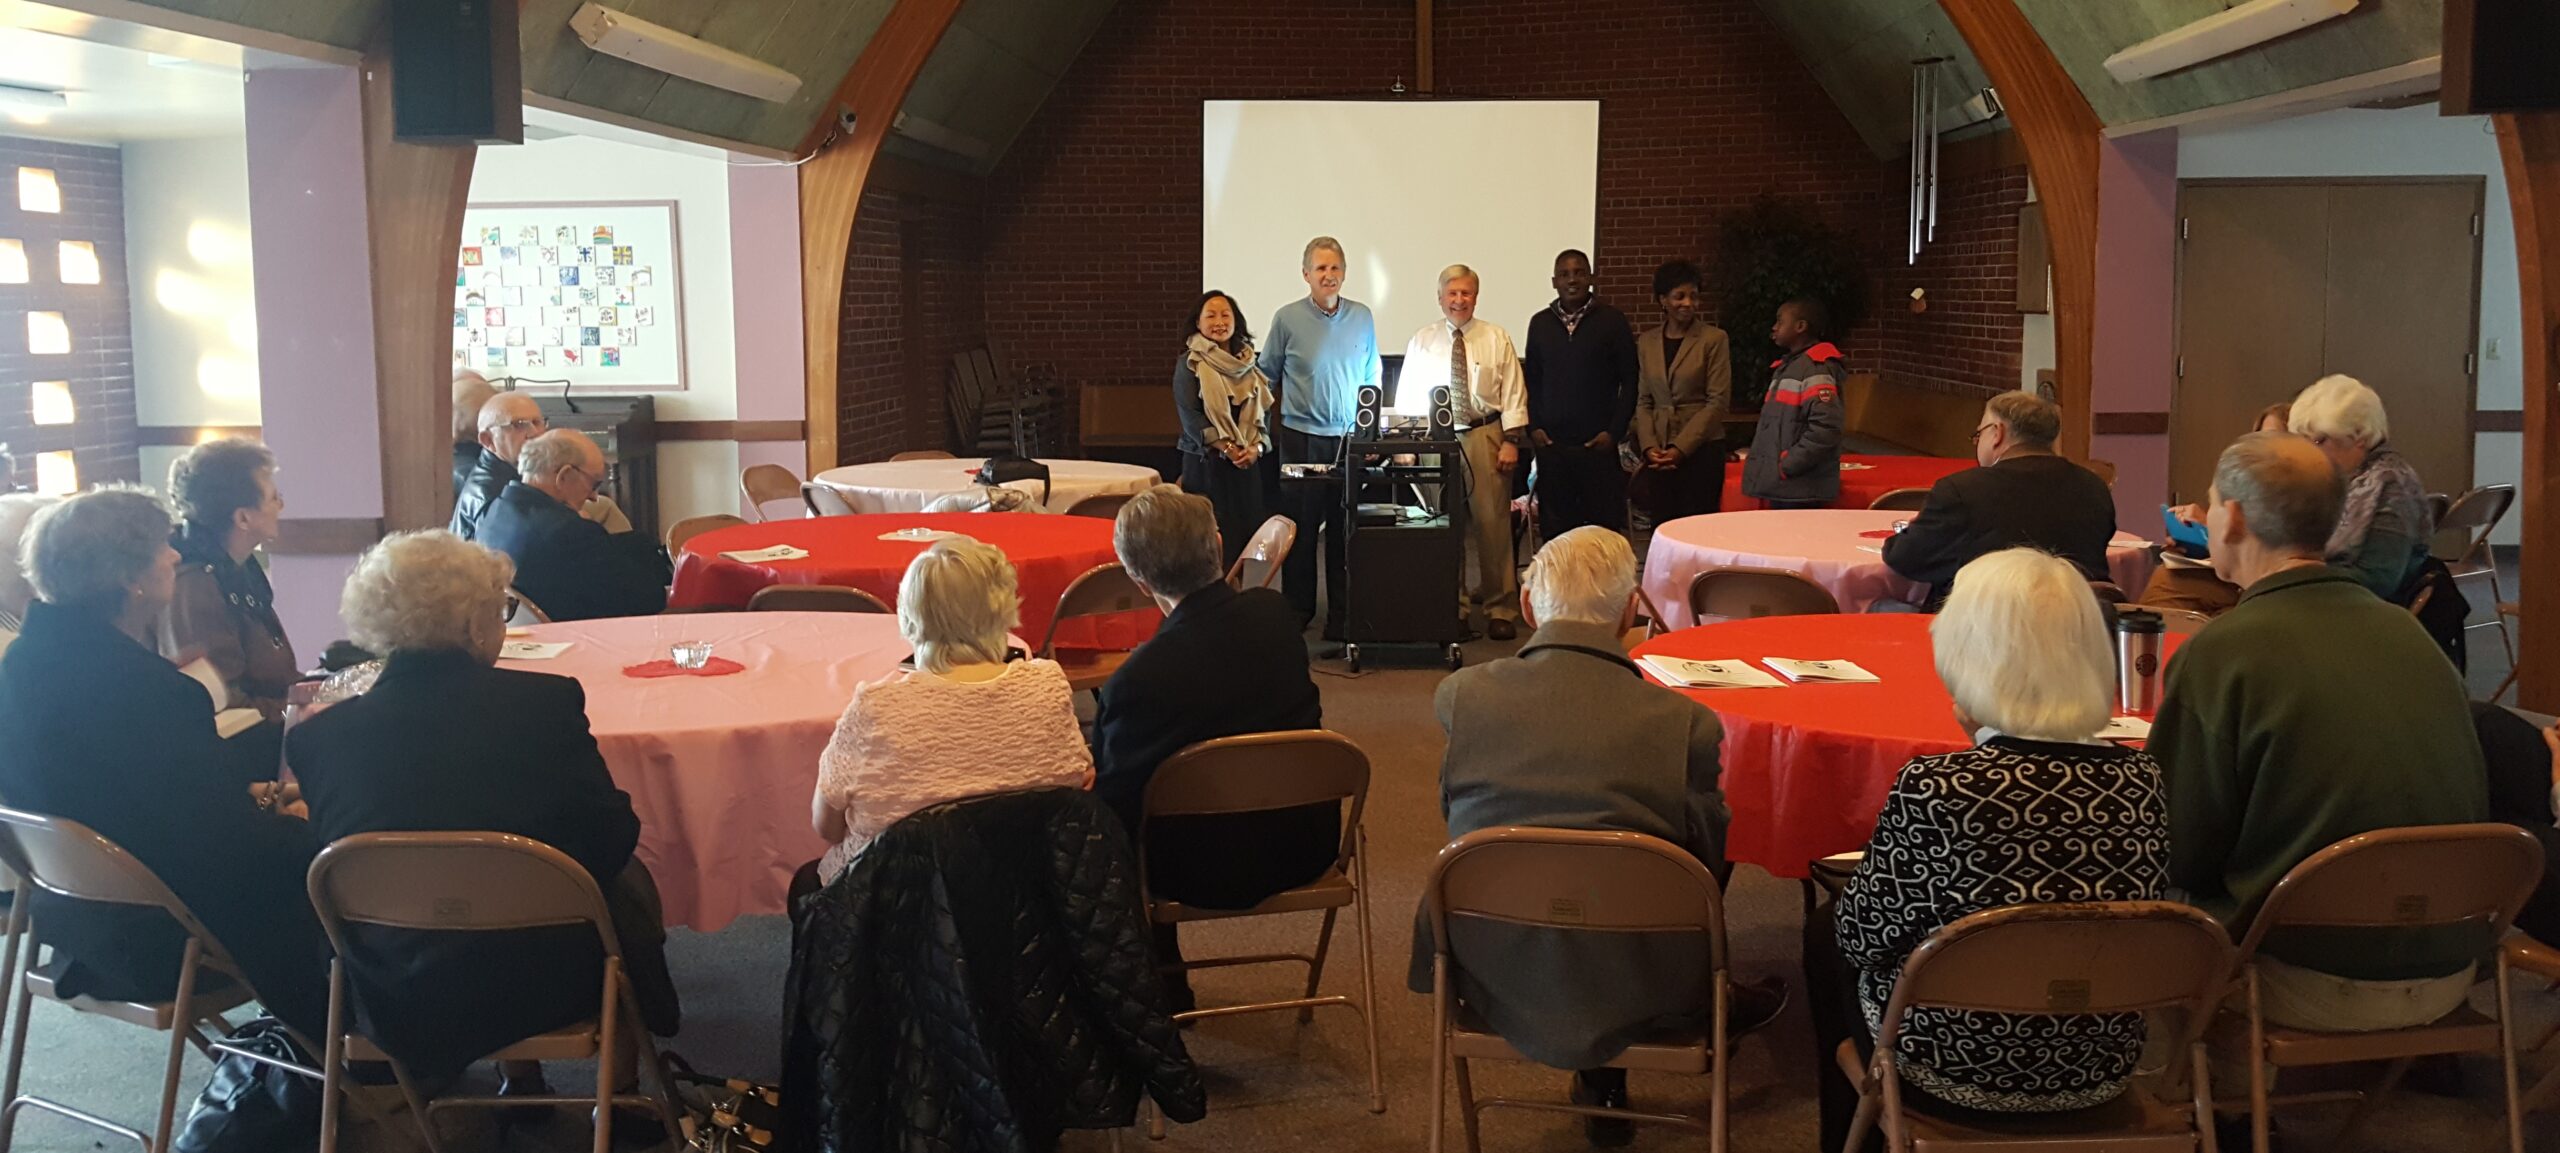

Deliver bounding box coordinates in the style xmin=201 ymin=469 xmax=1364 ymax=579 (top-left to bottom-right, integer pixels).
xmin=243 ymin=62 xmax=381 ymax=652
xmin=728 ymin=162 xmax=807 ymax=511
xmin=2089 ymin=129 xmax=2180 ymax=529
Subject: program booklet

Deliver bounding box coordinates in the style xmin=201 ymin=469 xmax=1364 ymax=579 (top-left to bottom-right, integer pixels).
xmin=1761 ymin=657 xmax=1882 ymax=684
xmin=1637 ymin=655 xmax=1785 ymax=689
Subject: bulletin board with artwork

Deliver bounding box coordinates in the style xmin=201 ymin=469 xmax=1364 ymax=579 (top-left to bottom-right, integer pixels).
xmin=452 ymin=200 xmax=687 ymax=391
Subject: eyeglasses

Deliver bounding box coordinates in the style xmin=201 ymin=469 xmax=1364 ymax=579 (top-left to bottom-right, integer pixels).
xmin=1970 ymin=424 xmax=1999 ymax=442
xmin=499 ymin=418 xmax=547 ymax=434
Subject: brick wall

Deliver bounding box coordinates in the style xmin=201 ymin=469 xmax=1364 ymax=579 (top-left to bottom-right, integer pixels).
xmin=835 ymin=186 xmax=986 ymax=463
xmin=1871 ymin=159 xmax=2031 ymax=399
xmin=0 ymin=137 xmax=137 ymax=490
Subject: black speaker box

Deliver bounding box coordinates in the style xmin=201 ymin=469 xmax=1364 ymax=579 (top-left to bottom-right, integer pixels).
xmin=1353 ymin=384 xmax=1383 ymax=438
xmin=1344 ymin=518 xmax=1463 ymax=644
xmin=391 ymin=0 xmax=525 ymax=144
xmin=2444 ymin=0 xmax=2560 ymax=114
xmin=1428 ymin=385 xmax=1456 ymax=438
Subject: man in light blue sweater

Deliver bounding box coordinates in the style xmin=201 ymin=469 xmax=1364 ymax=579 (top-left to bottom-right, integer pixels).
xmin=1257 ymin=236 xmax=1381 ymax=639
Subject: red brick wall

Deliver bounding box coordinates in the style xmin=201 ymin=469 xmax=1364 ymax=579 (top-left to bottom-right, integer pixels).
xmin=835 ymin=187 xmax=985 ymax=463
xmin=1872 ymin=160 xmax=2030 ymax=399
xmin=0 ymin=136 xmax=137 ymax=489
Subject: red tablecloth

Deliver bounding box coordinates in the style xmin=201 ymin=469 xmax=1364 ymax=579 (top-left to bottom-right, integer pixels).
xmin=668 ymin=513 xmax=1159 ymax=649
xmin=1719 ymin=453 xmax=1971 ymax=511
xmin=1630 ymin=615 xmax=2181 ymax=878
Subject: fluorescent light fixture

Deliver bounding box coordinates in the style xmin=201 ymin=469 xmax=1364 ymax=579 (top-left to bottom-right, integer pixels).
xmin=569 ymin=3 xmax=802 ymax=104
xmin=30 ymin=381 xmax=72 ymax=426
xmin=17 ymin=167 xmax=57 ymax=213
xmin=893 ymin=112 xmax=993 ymax=162
xmin=25 ymin=311 xmax=66 ymax=355
xmin=2105 ymin=0 xmax=2359 ymax=83
xmin=34 ymin=451 xmax=74 ymax=496
xmin=0 ymin=239 xmax=23 ymax=284
xmin=57 ymin=241 xmax=97 ymax=285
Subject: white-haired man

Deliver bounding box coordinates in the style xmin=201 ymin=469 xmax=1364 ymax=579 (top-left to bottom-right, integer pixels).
xmin=452 ymin=369 xmax=498 ymax=494
xmin=1410 ymin=527 xmax=1782 ymax=1142
xmin=473 ymin=430 xmax=668 ymax=621
xmin=450 ymin=391 xmax=548 ymax=540
xmin=1257 ymin=236 xmax=1382 ymax=641
xmin=1400 ymin=264 xmax=1528 ymax=639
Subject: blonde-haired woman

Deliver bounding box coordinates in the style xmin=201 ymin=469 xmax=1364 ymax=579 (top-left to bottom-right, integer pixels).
xmin=1808 ymin=548 xmax=2168 ymax=1150
xmin=798 ymin=537 xmax=1093 ymax=899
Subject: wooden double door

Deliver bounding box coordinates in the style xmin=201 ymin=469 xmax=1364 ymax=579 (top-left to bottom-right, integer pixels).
xmin=2170 ymin=178 xmax=2484 ymax=505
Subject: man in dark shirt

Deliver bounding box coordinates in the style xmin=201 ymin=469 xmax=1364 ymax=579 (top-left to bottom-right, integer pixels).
xmin=1523 ymin=249 xmax=1639 ymax=539
xmin=473 ymin=430 xmax=669 ymax=621
xmin=1881 ymin=392 xmax=2116 ymax=609
xmin=450 ymin=391 xmax=548 ymax=541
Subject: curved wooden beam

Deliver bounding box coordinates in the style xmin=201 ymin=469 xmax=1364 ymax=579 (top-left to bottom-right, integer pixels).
xmin=2495 ymin=112 xmax=2560 ymax=711
xmin=798 ymin=0 xmax=968 ymax=476
xmin=1936 ymin=0 xmax=2103 ymax=462
xmin=359 ymin=49 xmax=478 ymax=532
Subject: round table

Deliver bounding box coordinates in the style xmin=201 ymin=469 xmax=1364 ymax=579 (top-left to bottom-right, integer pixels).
xmin=499 ymin=612 xmax=910 ymax=930
xmin=1642 ymin=509 xmax=2158 ymax=627
xmin=813 ymin=458 xmax=1161 ymax=515
xmin=667 ymin=513 xmax=1159 ymax=649
xmin=1718 ymin=453 xmax=1971 ymax=512
xmin=1631 ymin=615 xmax=2181 ymax=878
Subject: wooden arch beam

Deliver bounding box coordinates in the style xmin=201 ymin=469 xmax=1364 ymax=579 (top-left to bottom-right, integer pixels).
xmin=1936 ymin=0 xmax=2103 ymax=462
xmin=2495 ymin=112 xmax=2560 ymax=711
xmin=797 ymin=0 xmax=968 ymax=476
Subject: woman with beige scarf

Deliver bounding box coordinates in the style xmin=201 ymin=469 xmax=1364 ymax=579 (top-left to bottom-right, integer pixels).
xmin=1173 ymin=290 xmax=1278 ymax=569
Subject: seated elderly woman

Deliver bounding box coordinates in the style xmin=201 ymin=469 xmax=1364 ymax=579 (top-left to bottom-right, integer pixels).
xmin=163 ymin=437 xmax=297 ymax=720
xmin=2287 ymin=374 xmax=2432 ymax=600
xmin=0 ymin=492 xmax=58 ymax=653
xmin=792 ymin=536 xmax=1093 ymax=904
xmin=285 ymin=530 xmax=679 ymax=1091
xmin=0 ymin=487 xmax=326 ymax=1036
xmin=1808 ymin=547 xmax=2168 ymax=1151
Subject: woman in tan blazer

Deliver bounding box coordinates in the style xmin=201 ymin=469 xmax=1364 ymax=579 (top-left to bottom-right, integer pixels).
xmin=1630 ymin=260 xmax=1732 ymax=522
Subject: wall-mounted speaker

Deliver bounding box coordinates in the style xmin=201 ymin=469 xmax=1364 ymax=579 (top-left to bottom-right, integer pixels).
xmin=1354 ymin=384 xmax=1382 ymax=437
xmin=2443 ymin=0 xmax=2560 ymax=114
xmin=391 ymin=0 xmax=525 ymax=143
xmin=1428 ymin=385 xmax=1456 ymax=439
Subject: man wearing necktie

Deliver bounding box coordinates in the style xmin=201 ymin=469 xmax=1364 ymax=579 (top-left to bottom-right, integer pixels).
xmin=1400 ymin=264 xmax=1529 ymax=640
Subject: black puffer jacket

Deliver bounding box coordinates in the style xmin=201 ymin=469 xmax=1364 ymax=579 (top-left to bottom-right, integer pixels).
xmin=782 ymin=788 xmax=1207 ymax=1152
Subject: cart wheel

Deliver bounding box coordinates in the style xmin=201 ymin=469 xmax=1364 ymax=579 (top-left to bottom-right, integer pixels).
xmin=1344 ymin=644 xmax=1362 ymax=673
xmin=1447 ymin=643 xmax=1465 ymax=670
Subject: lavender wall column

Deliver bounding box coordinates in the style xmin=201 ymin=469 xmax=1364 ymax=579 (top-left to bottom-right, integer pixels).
xmin=728 ymin=161 xmax=806 ymax=508
xmin=2090 ymin=130 xmax=2180 ymax=527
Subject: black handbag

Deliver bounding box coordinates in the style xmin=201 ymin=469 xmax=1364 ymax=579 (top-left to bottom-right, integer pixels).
xmin=975 ymin=454 xmax=1051 ymax=506
xmin=173 ymin=1017 xmax=319 ymax=1153
xmin=664 ymin=1051 xmax=781 ymax=1152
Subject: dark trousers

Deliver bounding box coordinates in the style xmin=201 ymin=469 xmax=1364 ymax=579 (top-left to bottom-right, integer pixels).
xmin=1629 ymin=448 xmax=1725 ymax=524
xmin=1276 ymin=426 xmax=1350 ymax=633
xmin=1180 ymin=450 xmax=1278 ymax=571
xmin=1533 ymin=442 xmax=1629 ymax=538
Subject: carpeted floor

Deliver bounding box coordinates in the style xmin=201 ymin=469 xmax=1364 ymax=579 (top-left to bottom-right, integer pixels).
xmin=4 ymin=625 xmax=2553 ymax=1152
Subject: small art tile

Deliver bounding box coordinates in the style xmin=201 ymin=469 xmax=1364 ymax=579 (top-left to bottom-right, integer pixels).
xmin=523 ymin=347 xmax=545 ymax=367
xmin=559 ymin=347 xmax=581 ymax=366
xmin=461 ymin=247 xmax=483 ymax=266
xmin=482 ymin=307 xmax=505 ymax=326
xmin=498 ymin=246 xmax=519 ymax=266
xmin=515 ymin=226 xmax=539 ymax=245
xmin=479 ymin=227 xmax=502 ymax=246
xmin=556 ymin=266 xmax=580 ymax=286
xmin=612 ymin=246 xmax=633 ymax=265
xmin=504 ymin=328 xmax=526 ymax=347
xmin=576 ymin=246 xmax=597 ymax=265
xmin=630 ymin=268 xmax=652 ymax=288
xmin=579 ymin=287 xmax=601 ymax=306
xmin=593 ymin=266 xmax=617 ymax=286
xmin=595 ymin=306 xmax=617 ymax=326
xmin=634 ymin=306 xmax=654 ymax=327
xmin=580 ymin=327 xmax=601 ymax=347
xmin=540 ymin=248 xmax=560 ymax=266
xmin=555 ymin=226 xmax=576 ymax=246
xmin=542 ymin=327 xmax=566 ymax=347
xmin=613 ymin=287 xmax=635 ymax=307
xmin=592 ymin=225 xmax=613 ymax=244
xmin=600 ymin=347 xmax=620 ymax=367
xmin=483 ymin=346 xmax=507 ymax=369
xmin=614 ymin=327 xmax=638 ymax=347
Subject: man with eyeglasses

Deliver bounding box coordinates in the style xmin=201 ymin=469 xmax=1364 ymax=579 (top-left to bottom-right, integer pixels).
xmin=473 ymin=430 xmax=669 ymax=621
xmin=1879 ymin=392 xmax=2116 ymax=610
xmin=450 ymin=392 xmax=550 ymax=540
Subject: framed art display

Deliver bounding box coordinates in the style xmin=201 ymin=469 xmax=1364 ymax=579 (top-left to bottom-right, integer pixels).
xmin=453 ymin=200 xmax=687 ymax=391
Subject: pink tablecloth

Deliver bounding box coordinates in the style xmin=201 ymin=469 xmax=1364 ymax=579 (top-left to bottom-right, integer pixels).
xmin=1643 ymin=509 xmax=2157 ymax=627
xmin=499 ymin=612 xmax=912 ymax=931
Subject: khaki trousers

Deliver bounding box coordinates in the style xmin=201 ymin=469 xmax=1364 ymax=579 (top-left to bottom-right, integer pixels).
xmin=1456 ymin=423 xmax=1519 ymax=623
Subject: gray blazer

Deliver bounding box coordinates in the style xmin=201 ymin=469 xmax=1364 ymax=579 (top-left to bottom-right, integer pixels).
xmin=1407 ymin=621 xmax=1732 ymax=1070
xmin=1633 ymin=324 xmax=1732 ymax=459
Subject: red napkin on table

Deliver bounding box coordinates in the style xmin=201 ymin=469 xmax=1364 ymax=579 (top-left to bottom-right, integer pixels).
xmin=1857 ymin=529 xmax=1899 ymax=540
xmin=622 ymin=657 xmax=747 ymax=678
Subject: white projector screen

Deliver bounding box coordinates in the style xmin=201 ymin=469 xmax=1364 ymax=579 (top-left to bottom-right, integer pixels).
xmin=1203 ymin=99 xmax=1599 ymax=401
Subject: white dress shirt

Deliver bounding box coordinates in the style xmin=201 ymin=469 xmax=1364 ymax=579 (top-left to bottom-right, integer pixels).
xmin=1396 ymin=317 xmax=1528 ymax=433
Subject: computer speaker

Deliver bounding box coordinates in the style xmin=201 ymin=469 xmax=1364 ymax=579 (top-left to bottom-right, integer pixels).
xmin=1428 ymin=386 xmax=1456 ymax=439
xmin=391 ymin=0 xmax=525 ymax=143
xmin=1354 ymin=384 xmax=1382 ymax=437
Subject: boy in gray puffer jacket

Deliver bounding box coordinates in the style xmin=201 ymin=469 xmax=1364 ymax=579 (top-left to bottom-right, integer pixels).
xmin=1740 ymin=297 xmax=1846 ymax=507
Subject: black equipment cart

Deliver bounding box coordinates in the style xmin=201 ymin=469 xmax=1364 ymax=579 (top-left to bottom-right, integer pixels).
xmin=1337 ymin=436 xmax=1467 ymax=672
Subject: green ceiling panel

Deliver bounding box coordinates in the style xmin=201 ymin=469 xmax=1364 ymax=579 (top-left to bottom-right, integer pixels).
xmin=888 ymin=0 xmax=1116 ymax=173
xmin=2014 ymin=0 xmax=2440 ymax=127
xmin=1748 ymin=0 xmax=1995 ymax=158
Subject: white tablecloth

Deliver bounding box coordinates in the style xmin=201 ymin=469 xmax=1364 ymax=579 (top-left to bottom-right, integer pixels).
xmin=814 ymin=458 xmax=1161 ymax=515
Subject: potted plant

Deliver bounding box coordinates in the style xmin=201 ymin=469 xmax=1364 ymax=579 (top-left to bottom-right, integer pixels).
xmin=1709 ymin=196 xmax=1871 ymax=411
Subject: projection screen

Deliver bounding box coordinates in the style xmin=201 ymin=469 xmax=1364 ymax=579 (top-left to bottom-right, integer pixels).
xmin=1202 ymin=99 xmax=1600 ymax=404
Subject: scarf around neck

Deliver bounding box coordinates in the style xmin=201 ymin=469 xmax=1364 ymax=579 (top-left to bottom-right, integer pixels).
xmin=1186 ymin=333 xmax=1271 ymax=451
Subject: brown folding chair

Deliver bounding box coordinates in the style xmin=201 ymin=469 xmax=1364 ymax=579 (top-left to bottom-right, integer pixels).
xmin=1628 ymin=588 xmax=1670 ymax=647
xmin=2506 ymin=934 xmax=2560 ymax=1111
xmin=1840 ymin=902 xmax=2234 ymax=1153
xmin=1687 ymin=565 xmax=1840 ymax=623
xmin=504 ymin=587 xmax=552 ymax=626
xmin=1036 ymin=563 xmax=1149 ymax=694
xmin=1425 ymin=827 xmax=1734 ymax=1153
xmin=663 ymin=513 xmax=745 ymax=555
xmin=1138 ymin=732 xmax=1381 ymax=1135
xmin=746 ymin=584 xmax=891 ymax=613
xmin=2087 ymin=580 xmax=2131 ymax=606
xmin=1065 ymin=492 xmax=1135 ymax=520
xmin=888 ymin=450 xmax=954 ymax=461
xmin=306 ymin=832 xmax=680 ymax=1153
xmin=2218 ymin=823 xmax=2544 ymax=1153
xmin=2433 ymin=485 xmax=2517 ymax=671
xmin=0 ymin=806 xmax=309 ymax=1153
xmin=1224 ymin=515 xmax=1295 ymax=592
xmin=1867 ymin=487 xmax=1931 ymax=513
xmin=738 ymin=463 xmax=804 ymax=522
xmin=2146 ymin=606 xmax=2214 ymax=636
xmin=801 ymin=482 xmax=856 ymax=518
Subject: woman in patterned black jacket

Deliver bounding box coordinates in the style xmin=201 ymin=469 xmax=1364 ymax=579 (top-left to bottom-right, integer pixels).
xmin=1807 ymin=547 xmax=2169 ymax=1151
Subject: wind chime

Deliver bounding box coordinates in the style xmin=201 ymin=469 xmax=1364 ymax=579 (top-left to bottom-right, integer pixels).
xmin=1907 ymin=57 xmax=1948 ymax=266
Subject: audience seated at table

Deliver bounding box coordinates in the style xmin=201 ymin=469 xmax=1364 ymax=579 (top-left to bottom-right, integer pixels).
xmin=286 ymin=529 xmax=680 ymax=1088
xmin=162 ymin=438 xmax=298 ymax=722
xmin=1878 ymin=394 xmax=2115 ymax=611
xmin=2473 ymin=703 xmax=2560 ymax=946
xmin=449 ymin=390 xmax=548 ymax=541
xmin=1091 ymin=486 xmax=1331 ymax=1007
xmin=0 ymin=492 xmax=58 ymax=655
xmin=0 ymin=487 xmax=327 ymax=1037
xmin=1811 ymin=547 xmax=2168 ymax=1151
xmin=2288 ymin=374 xmax=2434 ymax=601
xmin=793 ymin=535 xmax=1094 ymax=905
xmin=2151 ymin=432 xmax=2486 ymax=1032
xmin=474 ymin=429 xmax=670 ymax=621
xmin=452 ymin=368 xmax=497 ymax=495
xmin=1410 ymin=526 xmax=1782 ymax=1143
xmin=2142 ymin=403 xmax=2291 ymax=616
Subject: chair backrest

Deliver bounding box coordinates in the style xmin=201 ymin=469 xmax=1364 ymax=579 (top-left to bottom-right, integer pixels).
xmin=2430 ymin=484 xmax=2514 ymax=565
xmin=664 ymin=513 xmax=745 ymax=555
xmin=2087 ymin=580 xmax=2130 ymax=606
xmin=306 ymin=832 xmax=618 ymax=955
xmin=1687 ymin=566 xmax=1840 ymax=621
xmin=1876 ymin=903 xmax=2232 ymax=1038
xmin=504 ymin=587 xmax=552 ymax=626
xmin=0 ymin=806 xmax=230 ymax=959
xmin=889 ymin=450 xmax=954 ymax=462
xmin=746 ymin=584 xmax=891 ymax=614
xmin=1634 ymin=588 xmax=1669 ymax=641
xmin=1225 ymin=514 xmax=1296 ymax=591
xmin=1065 ymin=492 xmax=1134 ymax=520
xmin=1427 ymin=826 xmax=1727 ymax=974
xmin=2151 ymin=606 xmax=2214 ymax=636
xmin=739 ymin=464 xmax=804 ymax=522
xmin=1866 ymin=487 xmax=1930 ymax=512
xmin=1037 ymin=563 xmax=1147 ymax=654
xmin=2233 ymin=823 xmax=2545 ymax=962
xmin=801 ymin=482 xmax=856 ymax=517
xmin=1142 ymin=731 xmax=1370 ymax=876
